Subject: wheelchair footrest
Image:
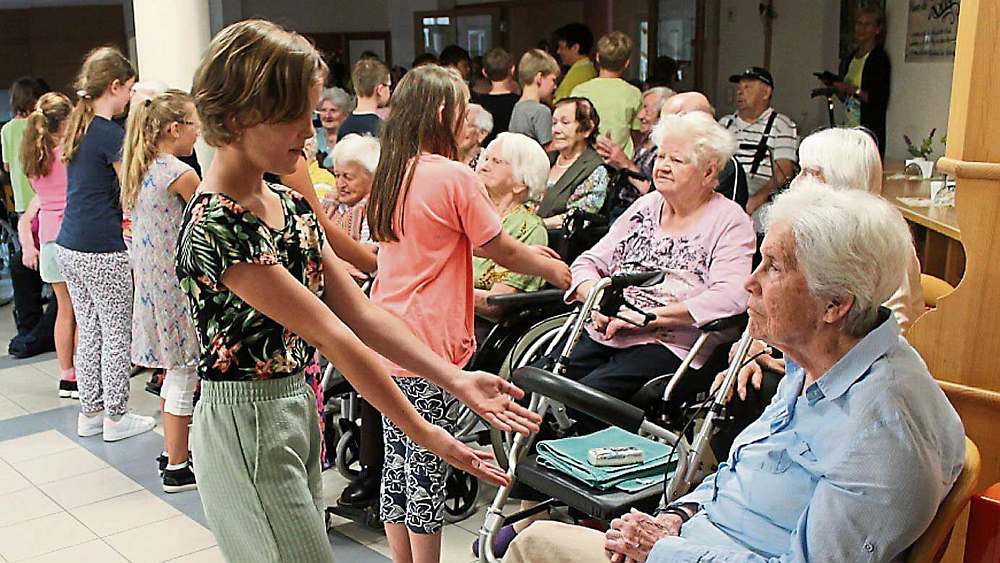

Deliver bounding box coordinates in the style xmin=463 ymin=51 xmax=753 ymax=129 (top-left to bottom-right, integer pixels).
xmin=516 ymin=454 xmax=663 ymax=522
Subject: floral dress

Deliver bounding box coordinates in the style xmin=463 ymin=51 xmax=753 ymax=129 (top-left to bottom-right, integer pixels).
xmin=131 ymin=154 xmax=199 ymax=369
xmin=175 ymin=183 xmax=326 ymax=381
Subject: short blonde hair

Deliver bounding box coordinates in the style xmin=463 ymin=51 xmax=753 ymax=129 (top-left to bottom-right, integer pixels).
xmin=192 ymin=20 xmax=328 ymax=147
xmin=332 ymin=134 xmax=380 ymax=175
xmin=518 ymin=49 xmax=560 ymax=85
xmin=352 ymin=59 xmax=390 ymax=98
xmin=596 ymin=31 xmax=633 ymax=72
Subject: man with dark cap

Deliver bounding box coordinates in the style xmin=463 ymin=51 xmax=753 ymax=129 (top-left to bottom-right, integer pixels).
xmin=719 ymin=67 xmax=798 ymax=234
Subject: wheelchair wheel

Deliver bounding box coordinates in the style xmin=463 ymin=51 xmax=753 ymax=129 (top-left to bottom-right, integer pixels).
xmin=491 ymin=312 xmax=573 ymax=469
xmin=442 ymin=467 xmax=480 ymax=523
xmin=335 ymin=429 xmax=362 ymax=480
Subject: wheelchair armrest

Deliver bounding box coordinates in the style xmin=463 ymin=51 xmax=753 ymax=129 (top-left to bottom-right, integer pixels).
xmin=512 ymin=366 xmax=645 ymax=433
xmin=699 ymin=312 xmax=749 ymax=333
xmin=486 ymin=289 xmax=566 ymax=310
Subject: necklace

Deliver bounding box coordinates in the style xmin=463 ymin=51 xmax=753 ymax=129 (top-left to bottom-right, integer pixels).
xmin=555 ymin=152 xmax=581 ymax=168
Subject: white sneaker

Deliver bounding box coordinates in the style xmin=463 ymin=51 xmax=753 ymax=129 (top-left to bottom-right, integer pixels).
xmin=103 ymin=413 xmax=156 ymax=442
xmin=77 ymin=412 xmax=105 ymax=437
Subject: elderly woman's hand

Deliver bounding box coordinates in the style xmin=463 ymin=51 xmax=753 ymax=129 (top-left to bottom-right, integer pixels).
xmin=605 ymin=509 xmax=682 ymax=563
xmin=710 ymin=339 xmax=786 ymax=403
xmin=596 ymin=134 xmax=631 ymax=170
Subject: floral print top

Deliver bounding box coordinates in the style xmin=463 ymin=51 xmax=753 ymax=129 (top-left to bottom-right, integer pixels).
xmin=175 ymin=184 xmax=326 ymax=381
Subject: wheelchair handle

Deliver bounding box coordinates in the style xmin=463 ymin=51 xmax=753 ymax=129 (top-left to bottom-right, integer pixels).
xmin=698 ymin=312 xmax=749 ymax=333
xmin=485 ymin=289 xmax=566 ymax=309
xmin=610 ymin=270 xmax=667 ymax=290
xmin=512 ymin=366 xmax=646 ymax=433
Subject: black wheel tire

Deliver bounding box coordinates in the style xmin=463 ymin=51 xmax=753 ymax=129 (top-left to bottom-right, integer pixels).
xmin=335 ymin=429 xmax=361 ymax=479
xmin=442 ymin=468 xmax=480 ymax=523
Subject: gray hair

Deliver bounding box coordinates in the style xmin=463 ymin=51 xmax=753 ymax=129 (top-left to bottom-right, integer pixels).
xmin=797 ymin=128 xmax=882 ymax=194
xmin=652 ymin=111 xmax=737 ymax=171
xmin=642 ymin=86 xmax=675 ymax=115
xmin=331 ymin=134 xmax=380 ymax=175
xmin=468 ymin=103 xmax=494 ymax=136
xmin=481 ymin=132 xmax=550 ymax=201
xmin=768 ymin=177 xmax=912 ymax=337
xmin=318 ymin=87 xmax=355 ymax=112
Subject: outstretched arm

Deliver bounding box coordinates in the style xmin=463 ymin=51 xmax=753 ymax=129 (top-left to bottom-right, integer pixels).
xmin=319 ymin=244 xmax=542 ymax=435
xmin=220 ymin=259 xmax=510 ymax=486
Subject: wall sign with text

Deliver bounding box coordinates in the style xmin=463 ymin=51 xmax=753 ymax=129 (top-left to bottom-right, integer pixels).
xmin=906 ymin=0 xmax=961 ymax=61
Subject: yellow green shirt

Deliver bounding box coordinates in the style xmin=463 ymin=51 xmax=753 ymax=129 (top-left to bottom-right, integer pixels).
xmin=571 ymin=77 xmax=643 ymax=158
xmin=1 ymin=118 xmax=35 ymax=212
xmin=473 ymin=204 xmax=547 ymax=292
xmin=554 ymin=58 xmax=597 ymax=103
xmin=843 ymin=52 xmax=868 ymax=128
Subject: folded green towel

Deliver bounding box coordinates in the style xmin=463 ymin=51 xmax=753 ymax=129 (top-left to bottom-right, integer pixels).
xmin=535 ymin=426 xmax=677 ymax=492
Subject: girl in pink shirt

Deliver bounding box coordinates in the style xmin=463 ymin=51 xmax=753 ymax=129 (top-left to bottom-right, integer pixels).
xmin=18 ymin=92 xmax=77 ymax=399
xmin=367 ymin=64 xmax=570 ymax=563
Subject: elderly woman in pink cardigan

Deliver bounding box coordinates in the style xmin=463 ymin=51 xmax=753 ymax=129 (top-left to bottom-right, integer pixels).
xmin=562 ymin=111 xmax=755 ymax=411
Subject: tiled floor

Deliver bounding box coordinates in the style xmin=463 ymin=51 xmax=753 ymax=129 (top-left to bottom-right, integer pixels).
xmin=0 ymin=297 xmax=505 ymax=562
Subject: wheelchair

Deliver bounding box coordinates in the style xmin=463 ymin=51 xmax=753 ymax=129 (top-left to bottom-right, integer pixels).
xmin=475 ymin=270 xmax=753 ymax=562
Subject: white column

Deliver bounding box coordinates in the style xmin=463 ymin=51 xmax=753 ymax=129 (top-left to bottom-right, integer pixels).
xmin=131 ymin=0 xmax=214 ymax=165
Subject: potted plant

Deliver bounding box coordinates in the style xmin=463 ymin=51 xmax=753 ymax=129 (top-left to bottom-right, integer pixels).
xmin=903 ymin=129 xmax=940 ymax=178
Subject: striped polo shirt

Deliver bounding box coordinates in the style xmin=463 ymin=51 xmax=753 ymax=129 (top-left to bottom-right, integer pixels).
xmin=719 ymin=108 xmax=798 ymax=195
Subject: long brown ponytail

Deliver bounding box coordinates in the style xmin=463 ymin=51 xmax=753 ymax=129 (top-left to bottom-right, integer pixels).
xmin=20 ymin=92 xmax=72 ymax=178
xmin=367 ymin=64 xmax=469 ymax=242
xmin=120 ymin=90 xmax=193 ymax=210
xmin=61 ymin=46 xmax=136 ymax=163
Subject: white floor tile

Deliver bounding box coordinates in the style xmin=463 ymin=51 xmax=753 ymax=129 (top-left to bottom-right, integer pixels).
xmin=0 ymin=487 xmax=62 ymax=527
xmin=20 ymin=539 xmax=128 ymax=563
xmin=0 ymin=397 xmax=29 ymax=422
xmin=166 ymin=546 xmax=226 ymax=563
xmin=10 ymin=447 xmax=108 ymax=485
xmin=0 ymin=460 xmax=31 ymax=496
xmin=38 ymin=467 xmax=142 ymax=509
xmin=441 ymin=523 xmax=478 ymax=563
xmin=69 ymin=489 xmax=181 ymax=537
xmin=0 ymin=431 xmax=77 ymax=464
xmin=0 ymin=511 xmax=96 ymax=561
xmin=104 ymin=514 xmax=216 ymax=563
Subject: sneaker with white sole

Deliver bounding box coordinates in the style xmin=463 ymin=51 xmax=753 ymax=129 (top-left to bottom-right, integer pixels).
xmin=162 ymin=464 xmax=198 ymax=493
xmin=77 ymin=412 xmax=104 ymax=437
xmin=58 ymin=380 xmax=78 ymax=399
xmin=103 ymin=413 xmax=156 ymax=442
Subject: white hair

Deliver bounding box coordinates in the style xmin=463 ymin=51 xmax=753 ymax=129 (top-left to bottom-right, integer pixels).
xmin=642 ymin=86 xmax=676 ymax=114
xmin=768 ymin=177 xmax=912 ymax=337
xmin=652 ymin=111 xmax=737 ymax=171
xmin=482 ymin=132 xmax=550 ymax=201
xmin=318 ymin=87 xmax=355 ymax=112
xmin=331 ymin=134 xmax=380 ymax=175
xmin=797 ymin=128 xmax=882 ymax=194
xmin=468 ymin=103 xmax=494 ymax=136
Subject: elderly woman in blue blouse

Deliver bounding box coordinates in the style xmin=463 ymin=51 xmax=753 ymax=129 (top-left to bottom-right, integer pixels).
xmin=503 ymin=180 xmax=965 ymax=563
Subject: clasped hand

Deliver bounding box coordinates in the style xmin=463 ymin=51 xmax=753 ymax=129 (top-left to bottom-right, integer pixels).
xmin=604 ymin=509 xmax=682 ymax=563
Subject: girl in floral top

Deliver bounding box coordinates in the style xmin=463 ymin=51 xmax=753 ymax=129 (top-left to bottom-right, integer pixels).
xmin=176 ymin=20 xmax=541 ymax=563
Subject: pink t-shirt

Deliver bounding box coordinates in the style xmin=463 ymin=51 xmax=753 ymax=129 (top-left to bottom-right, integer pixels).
xmin=371 ymin=154 xmax=502 ymax=377
xmin=29 ymin=146 xmax=69 ymax=245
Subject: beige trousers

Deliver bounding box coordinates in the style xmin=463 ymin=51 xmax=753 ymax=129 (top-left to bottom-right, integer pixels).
xmin=503 ymin=521 xmax=612 ymax=563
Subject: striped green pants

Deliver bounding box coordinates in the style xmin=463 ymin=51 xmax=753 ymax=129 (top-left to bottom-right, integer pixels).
xmin=191 ymin=374 xmax=334 ymax=563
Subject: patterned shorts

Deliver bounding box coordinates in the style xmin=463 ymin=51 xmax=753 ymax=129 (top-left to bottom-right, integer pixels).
xmin=380 ymin=377 xmax=459 ymax=534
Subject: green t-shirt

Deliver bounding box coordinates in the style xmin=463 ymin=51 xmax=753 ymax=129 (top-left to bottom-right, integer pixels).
xmin=571 ymin=77 xmax=643 ymax=158
xmin=1 ymin=118 xmax=35 ymax=212
xmin=555 ymin=58 xmax=598 ymax=103
xmin=473 ymin=204 xmax=547 ymax=292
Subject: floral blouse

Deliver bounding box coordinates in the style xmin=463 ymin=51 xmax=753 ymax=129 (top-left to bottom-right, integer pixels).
xmin=175 ymin=184 xmax=326 ymax=381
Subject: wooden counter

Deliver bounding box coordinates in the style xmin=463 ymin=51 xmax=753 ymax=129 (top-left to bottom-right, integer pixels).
xmin=882 ymin=171 xmax=966 ymax=285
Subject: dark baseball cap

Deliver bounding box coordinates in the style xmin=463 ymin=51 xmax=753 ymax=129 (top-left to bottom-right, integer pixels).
xmin=729 ymin=66 xmax=774 ymax=88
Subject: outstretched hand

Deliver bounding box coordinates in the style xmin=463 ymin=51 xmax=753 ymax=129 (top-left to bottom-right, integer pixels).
xmin=454 ymin=371 xmax=542 ymax=436
xmin=419 ymin=424 xmax=512 ymax=487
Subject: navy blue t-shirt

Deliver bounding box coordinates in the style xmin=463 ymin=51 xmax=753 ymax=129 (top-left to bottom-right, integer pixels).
xmin=58 ymin=116 xmax=126 ymax=253
xmin=337 ymin=113 xmax=382 ymax=140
